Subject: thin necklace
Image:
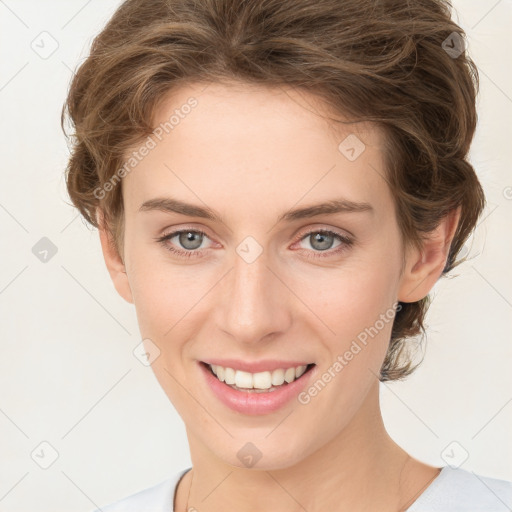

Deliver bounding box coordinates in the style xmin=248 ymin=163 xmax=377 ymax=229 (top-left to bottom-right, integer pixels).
xmin=184 ymin=468 xmax=193 ymax=512
xmin=182 ymin=461 xmax=439 ymax=512
xmin=397 ymin=457 xmax=441 ymax=512
xmin=397 ymin=455 xmax=412 ymax=511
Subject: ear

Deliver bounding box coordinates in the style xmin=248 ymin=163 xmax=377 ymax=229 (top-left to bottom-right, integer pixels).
xmin=398 ymin=206 xmax=461 ymax=303
xmin=97 ymin=209 xmax=134 ymax=304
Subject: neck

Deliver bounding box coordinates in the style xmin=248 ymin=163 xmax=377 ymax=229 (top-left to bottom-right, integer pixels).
xmin=176 ymin=381 xmax=440 ymax=512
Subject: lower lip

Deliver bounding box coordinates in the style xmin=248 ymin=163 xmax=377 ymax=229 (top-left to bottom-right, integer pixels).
xmin=199 ymin=362 xmax=315 ymax=415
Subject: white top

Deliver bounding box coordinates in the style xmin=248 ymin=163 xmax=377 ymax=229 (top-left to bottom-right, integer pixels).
xmin=92 ymin=466 xmax=512 ymax=511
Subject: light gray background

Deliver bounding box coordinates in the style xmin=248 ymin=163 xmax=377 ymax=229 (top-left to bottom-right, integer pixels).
xmin=0 ymin=1 xmax=511 ymax=511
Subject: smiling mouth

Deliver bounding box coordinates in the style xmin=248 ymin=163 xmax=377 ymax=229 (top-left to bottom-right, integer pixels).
xmin=200 ymin=361 xmax=316 ymax=393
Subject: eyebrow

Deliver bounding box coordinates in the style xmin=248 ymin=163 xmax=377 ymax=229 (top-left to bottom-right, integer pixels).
xmin=138 ymin=196 xmax=374 ymax=223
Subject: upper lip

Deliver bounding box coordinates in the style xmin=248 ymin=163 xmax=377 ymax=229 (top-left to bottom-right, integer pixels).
xmin=201 ymin=359 xmax=314 ymax=373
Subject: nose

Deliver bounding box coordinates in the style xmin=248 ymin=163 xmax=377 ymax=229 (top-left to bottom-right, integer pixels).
xmin=213 ymin=245 xmax=293 ymax=346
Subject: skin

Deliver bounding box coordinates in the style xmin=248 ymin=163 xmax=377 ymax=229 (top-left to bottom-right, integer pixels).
xmin=98 ymin=81 xmax=460 ymax=511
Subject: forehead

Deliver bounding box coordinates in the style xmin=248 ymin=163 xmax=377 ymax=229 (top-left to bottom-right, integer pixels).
xmin=153 ymin=80 xmax=380 ymax=150
xmin=122 ymin=81 xmax=391 ymax=220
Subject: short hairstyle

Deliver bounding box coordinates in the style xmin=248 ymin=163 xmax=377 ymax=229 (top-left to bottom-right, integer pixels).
xmin=62 ymin=0 xmax=485 ymax=381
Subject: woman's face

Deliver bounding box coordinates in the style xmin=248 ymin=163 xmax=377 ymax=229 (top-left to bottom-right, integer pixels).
xmin=113 ymin=81 xmax=418 ymax=469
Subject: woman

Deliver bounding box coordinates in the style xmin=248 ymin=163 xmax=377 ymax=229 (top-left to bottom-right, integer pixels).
xmin=62 ymin=0 xmax=512 ymax=510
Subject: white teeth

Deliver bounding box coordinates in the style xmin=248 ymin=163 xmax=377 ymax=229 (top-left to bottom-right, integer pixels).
xmin=271 ymin=368 xmax=285 ymax=386
xmin=252 ymin=371 xmax=271 ymax=389
xmin=295 ymin=365 xmax=307 ymax=379
xmin=284 ymin=367 xmax=296 ymax=383
xmin=215 ymin=365 xmax=225 ymax=382
xmin=235 ymin=370 xmax=253 ymax=388
xmin=224 ymin=367 xmax=236 ymax=385
xmin=209 ymin=363 xmax=311 ymax=390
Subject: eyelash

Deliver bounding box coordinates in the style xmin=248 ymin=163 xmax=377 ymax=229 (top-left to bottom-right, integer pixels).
xmin=155 ymin=228 xmax=354 ymax=260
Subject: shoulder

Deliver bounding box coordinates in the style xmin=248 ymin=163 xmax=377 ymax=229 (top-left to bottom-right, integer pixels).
xmin=89 ymin=468 xmax=191 ymax=512
xmin=408 ymin=466 xmax=512 ymax=511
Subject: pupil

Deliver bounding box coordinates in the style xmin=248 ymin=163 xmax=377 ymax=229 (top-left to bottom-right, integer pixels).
xmin=180 ymin=231 xmax=202 ymax=250
xmin=312 ymin=232 xmax=333 ymax=251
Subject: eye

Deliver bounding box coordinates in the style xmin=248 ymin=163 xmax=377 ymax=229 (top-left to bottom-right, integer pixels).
xmin=155 ymin=227 xmax=354 ymax=260
xmin=155 ymin=229 xmax=213 ymax=258
xmin=293 ymin=229 xmax=353 ymax=259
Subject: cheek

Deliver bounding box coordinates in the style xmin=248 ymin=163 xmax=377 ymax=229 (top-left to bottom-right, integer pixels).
xmin=125 ymin=241 xmax=186 ymax=336
xmin=131 ymin=266 xmax=203 ymax=339
xmin=292 ymin=240 xmax=401 ymax=391
xmin=295 ymin=253 xmax=400 ymax=341
xmin=295 ymin=267 xmax=397 ymax=429
xmin=125 ymin=231 xmax=191 ymax=311
xmin=127 ymin=256 xmax=210 ymax=404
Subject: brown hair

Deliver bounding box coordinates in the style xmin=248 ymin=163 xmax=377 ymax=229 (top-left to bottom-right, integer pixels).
xmin=62 ymin=0 xmax=485 ymax=381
